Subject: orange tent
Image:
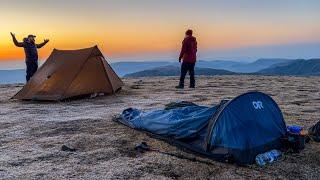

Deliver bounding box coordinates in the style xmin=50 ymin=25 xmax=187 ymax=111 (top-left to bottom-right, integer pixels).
xmin=12 ymin=46 xmax=123 ymax=101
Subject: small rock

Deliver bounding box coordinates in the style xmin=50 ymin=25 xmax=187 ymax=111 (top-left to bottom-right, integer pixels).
xmin=61 ymin=145 xmax=76 ymax=152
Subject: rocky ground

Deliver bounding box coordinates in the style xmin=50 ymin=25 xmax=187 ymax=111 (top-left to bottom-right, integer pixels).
xmin=0 ymin=76 xmax=319 ymax=179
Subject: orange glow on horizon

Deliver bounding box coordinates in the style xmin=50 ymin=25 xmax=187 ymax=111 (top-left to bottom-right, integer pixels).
xmin=1 ymin=27 xmax=318 ymax=61
xmin=0 ymin=1 xmax=319 ymax=61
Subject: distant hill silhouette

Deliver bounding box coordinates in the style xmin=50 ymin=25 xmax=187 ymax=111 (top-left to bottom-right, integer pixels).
xmin=228 ymin=58 xmax=295 ymax=73
xmin=111 ymin=59 xmax=295 ymax=76
xmin=111 ymin=61 xmax=174 ymax=76
xmin=196 ymin=60 xmax=244 ymax=69
xmin=0 ymin=69 xmax=25 ymax=84
xmin=1 ymin=58 xmax=319 ymax=84
xmin=111 ymin=60 xmax=244 ymax=76
xmin=124 ymin=65 xmax=237 ymax=77
xmin=258 ymin=59 xmax=320 ymax=76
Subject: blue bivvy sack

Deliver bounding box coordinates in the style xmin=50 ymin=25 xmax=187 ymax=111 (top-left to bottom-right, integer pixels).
xmin=116 ymin=91 xmax=287 ymax=165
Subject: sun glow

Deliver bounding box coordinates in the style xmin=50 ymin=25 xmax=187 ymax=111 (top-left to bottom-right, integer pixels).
xmin=0 ymin=0 xmax=319 ymax=61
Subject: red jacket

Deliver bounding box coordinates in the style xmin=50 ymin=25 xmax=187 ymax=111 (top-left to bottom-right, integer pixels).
xmin=179 ymin=36 xmax=197 ymax=63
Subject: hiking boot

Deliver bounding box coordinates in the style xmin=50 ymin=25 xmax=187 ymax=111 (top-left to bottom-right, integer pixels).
xmin=189 ymin=86 xmax=195 ymax=88
xmin=175 ymin=85 xmax=184 ymax=89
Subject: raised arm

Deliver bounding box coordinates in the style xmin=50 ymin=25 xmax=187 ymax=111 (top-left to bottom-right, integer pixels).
xmin=10 ymin=32 xmax=24 ymax=47
xmin=36 ymin=39 xmax=49 ymax=48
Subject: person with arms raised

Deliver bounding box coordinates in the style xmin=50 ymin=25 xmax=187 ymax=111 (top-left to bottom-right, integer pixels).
xmin=10 ymin=32 xmax=49 ymax=82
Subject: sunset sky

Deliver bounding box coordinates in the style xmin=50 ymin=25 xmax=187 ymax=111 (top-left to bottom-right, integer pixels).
xmin=0 ymin=0 xmax=319 ymax=68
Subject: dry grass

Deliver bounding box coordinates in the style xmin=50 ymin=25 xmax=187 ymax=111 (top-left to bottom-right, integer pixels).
xmin=0 ymin=75 xmax=319 ymax=179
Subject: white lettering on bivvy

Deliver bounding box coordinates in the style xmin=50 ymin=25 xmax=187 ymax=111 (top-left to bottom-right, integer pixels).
xmin=252 ymin=101 xmax=264 ymax=109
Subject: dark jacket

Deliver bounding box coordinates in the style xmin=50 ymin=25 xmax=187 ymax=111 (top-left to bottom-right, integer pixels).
xmin=12 ymin=37 xmax=47 ymax=62
xmin=179 ymin=36 xmax=197 ymax=63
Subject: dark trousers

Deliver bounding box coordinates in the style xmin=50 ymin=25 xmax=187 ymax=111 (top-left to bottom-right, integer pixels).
xmin=26 ymin=61 xmax=38 ymax=82
xmin=179 ymin=62 xmax=195 ymax=87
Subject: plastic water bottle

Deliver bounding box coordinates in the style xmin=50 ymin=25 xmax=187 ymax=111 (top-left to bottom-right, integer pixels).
xmin=255 ymin=154 xmax=267 ymax=166
xmin=267 ymin=150 xmax=282 ymax=163
xmin=255 ymin=149 xmax=282 ymax=166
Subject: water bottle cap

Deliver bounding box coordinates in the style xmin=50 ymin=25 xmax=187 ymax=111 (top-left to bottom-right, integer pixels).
xmin=287 ymin=125 xmax=302 ymax=134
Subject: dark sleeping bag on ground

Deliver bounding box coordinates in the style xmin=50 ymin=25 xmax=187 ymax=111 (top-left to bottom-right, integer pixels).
xmin=309 ymin=121 xmax=320 ymax=142
xmin=120 ymin=105 xmax=217 ymax=139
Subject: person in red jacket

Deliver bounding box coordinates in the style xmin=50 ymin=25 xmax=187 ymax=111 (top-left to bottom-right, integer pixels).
xmin=176 ymin=29 xmax=197 ymax=89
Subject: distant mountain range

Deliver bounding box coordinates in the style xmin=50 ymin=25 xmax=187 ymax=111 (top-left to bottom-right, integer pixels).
xmin=0 ymin=69 xmax=25 ymax=84
xmin=110 ymin=61 xmax=178 ymax=76
xmin=1 ymin=58 xmax=319 ymax=84
xmin=195 ymin=60 xmax=244 ymax=70
xmin=124 ymin=65 xmax=237 ymax=77
xmin=258 ymin=59 xmax=320 ymax=76
xmin=111 ymin=58 xmax=295 ymax=76
xmin=196 ymin=58 xmax=296 ymax=73
xmin=227 ymin=58 xmax=294 ymax=73
xmin=124 ymin=59 xmax=320 ymax=77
